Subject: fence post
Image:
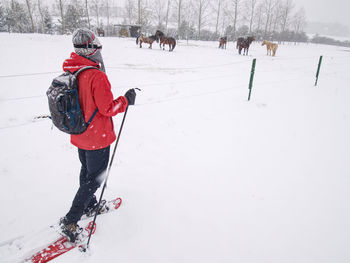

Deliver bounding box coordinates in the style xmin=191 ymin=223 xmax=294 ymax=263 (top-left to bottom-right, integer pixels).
xmin=248 ymin=58 xmax=256 ymax=101
xmin=315 ymin=55 xmax=323 ymax=86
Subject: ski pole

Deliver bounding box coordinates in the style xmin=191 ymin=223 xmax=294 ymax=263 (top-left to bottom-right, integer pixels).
xmin=83 ymin=105 xmax=129 ymax=251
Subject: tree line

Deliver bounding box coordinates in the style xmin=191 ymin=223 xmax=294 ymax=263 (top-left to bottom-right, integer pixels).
xmin=0 ymin=0 xmax=349 ymax=47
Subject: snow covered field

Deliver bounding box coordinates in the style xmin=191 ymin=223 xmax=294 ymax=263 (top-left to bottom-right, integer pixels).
xmin=0 ymin=33 xmax=350 ymax=263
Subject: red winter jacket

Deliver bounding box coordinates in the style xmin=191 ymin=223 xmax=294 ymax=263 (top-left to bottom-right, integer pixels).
xmin=62 ymin=52 xmax=128 ymax=150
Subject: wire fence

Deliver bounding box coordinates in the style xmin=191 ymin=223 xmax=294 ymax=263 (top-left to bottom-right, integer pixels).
xmin=0 ymin=53 xmax=349 ymax=130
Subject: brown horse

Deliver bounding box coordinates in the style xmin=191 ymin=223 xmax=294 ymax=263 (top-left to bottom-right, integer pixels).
xmin=97 ymin=28 xmax=105 ymax=37
xmin=219 ymin=36 xmax=227 ymax=49
xmin=155 ymin=30 xmax=176 ymax=51
xmin=262 ymin=40 xmax=278 ymax=56
xmin=137 ymin=34 xmax=157 ymax=49
xmin=236 ymin=37 xmax=244 ymax=49
xmin=236 ymin=36 xmax=255 ymax=55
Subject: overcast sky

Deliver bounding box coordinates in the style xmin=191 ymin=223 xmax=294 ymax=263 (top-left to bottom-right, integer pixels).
xmin=293 ymin=0 xmax=350 ymax=27
xmin=41 ymin=0 xmax=350 ymax=28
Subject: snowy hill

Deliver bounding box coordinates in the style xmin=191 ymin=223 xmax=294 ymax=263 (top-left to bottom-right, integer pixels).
xmin=0 ymin=33 xmax=350 ymax=263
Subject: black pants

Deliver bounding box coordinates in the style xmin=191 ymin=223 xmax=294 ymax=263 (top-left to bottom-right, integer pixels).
xmin=65 ymin=146 xmax=110 ymax=224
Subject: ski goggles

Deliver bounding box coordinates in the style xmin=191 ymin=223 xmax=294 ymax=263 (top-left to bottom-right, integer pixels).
xmin=74 ymin=35 xmax=102 ymax=49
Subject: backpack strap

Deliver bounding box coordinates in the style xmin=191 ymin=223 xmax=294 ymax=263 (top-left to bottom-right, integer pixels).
xmin=87 ymin=108 xmax=98 ymax=125
xmin=74 ymin=66 xmax=99 ymax=77
xmin=74 ymin=66 xmax=100 ymax=126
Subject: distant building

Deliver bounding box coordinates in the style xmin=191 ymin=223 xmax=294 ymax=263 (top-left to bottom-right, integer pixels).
xmin=114 ymin=24 xmax=141 ymax=37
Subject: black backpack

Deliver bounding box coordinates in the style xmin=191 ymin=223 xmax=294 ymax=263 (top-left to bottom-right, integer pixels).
xmin=47 ymin=66 xmax=98 ymax=134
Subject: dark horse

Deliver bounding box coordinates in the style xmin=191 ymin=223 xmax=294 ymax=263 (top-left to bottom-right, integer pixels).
xmin=219 ymin=36 xmax=227 ymax=49
xmin=155 ymin=30 xmax=176 ymax=51
xmin=236 ymin=36 xmax=255 ymax=55
xmin=137 ymin=34 xmax=158 ymax=49
xmin=97 ymin=28 xmax=105 ymax=37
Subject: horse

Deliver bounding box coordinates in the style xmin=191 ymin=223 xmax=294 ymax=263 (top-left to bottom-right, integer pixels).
xmin=236 ymin=36 xmax=255 ymax=55
xmin=137 ymin=34 xmax=157 ymax=49
xmin=219 ymin=36 xmax=227 ymax=49
xmin=262 ymin=40 xmax=278 ymax=56
xmin=97 ymin=28 xmax=105 ymax=37
xmin=160 ymin=36 xmax=176 ymax=51
xmin=155 ymin=30 xmax=176 ymax=51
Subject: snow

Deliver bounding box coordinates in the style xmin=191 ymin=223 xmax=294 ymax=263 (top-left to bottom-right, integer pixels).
xmin=0 ymin=33 xmax=350 ymax=263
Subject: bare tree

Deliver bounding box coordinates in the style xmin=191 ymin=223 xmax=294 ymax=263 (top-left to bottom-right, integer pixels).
xmin=271 ymin=1 xmax=282 ymax=33
xmin=37 ymin=0 xmax=44 ymax=32
xmin=165 ymin=0 xmax=170 ymax=33
xmin=25 ymin=0 xmax=35 ymax=32
xmin=91 ymin=0 xmax=103 ymax=29
xmin=124 ymin=0 xmax=136 ymax=24
xmin=85 ymin=0 xmax=90 ymax=29
xmin=221 ymin=4 xmax=230 ymax=36
xmin=280 ymin=0 xmax=294 ymax=33
xmin=222 ymin=0 xmax=240 ymax=39
xmin=231 ymin=0 xmax=240 ymax=40
xmin=292 ymin=7 xmax=306 ymax=43
xmin=139 ymin=0 xmax=152 ymax=27
xmin=138 ymin=0 xmax=141 ymax=24
xmin=195 ymin=0 xmax=211 ymax=40
xmin=254 ymin=2 xmax=264 ymax=32
xmin=106 ymin=0 xmax=110 ymax=35
xmin=214 ymin=0 xmax=222 ymax=37
xmin=246 ymin=0 xmax=257 ymax=34
xmin=152 ymin=0 xmax=166 ymax=28
xmin=57 ymin=0 xmax=65 ymax=34
xmin=262 ymin=0 xmax=276 ymax=39
xmin=132 ymin=0 xmax=152 ymax=27
xmin=173 ymin=0 xmax=185 ymax=37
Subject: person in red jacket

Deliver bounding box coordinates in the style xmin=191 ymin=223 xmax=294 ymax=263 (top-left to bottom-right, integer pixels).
xmin=59 ymin=28 xmax=136 ymax=242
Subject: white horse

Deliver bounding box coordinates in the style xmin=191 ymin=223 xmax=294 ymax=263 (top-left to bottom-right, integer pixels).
xmin=262 ymin=40 xmax=278 ymax=56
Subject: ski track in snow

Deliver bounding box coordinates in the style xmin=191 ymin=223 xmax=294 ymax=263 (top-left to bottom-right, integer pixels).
xmin=0 ymin=33 xmax=350 ymax=263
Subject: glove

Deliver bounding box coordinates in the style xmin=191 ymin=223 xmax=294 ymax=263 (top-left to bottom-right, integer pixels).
xmin=124 ymin=89 xmax=136 ymax=105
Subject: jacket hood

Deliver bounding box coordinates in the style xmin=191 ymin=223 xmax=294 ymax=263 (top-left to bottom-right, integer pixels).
xmin=62 ymin=52 xmax=100 ymax=73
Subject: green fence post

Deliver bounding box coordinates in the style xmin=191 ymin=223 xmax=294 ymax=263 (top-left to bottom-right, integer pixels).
xmin=248 ymin=58 xmax=256 ymax=101
xmin=315 ymin=55 xmax=323 ymax=86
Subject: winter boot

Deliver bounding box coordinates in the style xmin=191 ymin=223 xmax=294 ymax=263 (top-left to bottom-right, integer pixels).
xmin=84 ymin=199 xmax=110 ymax=217
xmin=59 ymin=217 xmax=83 ymax=243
